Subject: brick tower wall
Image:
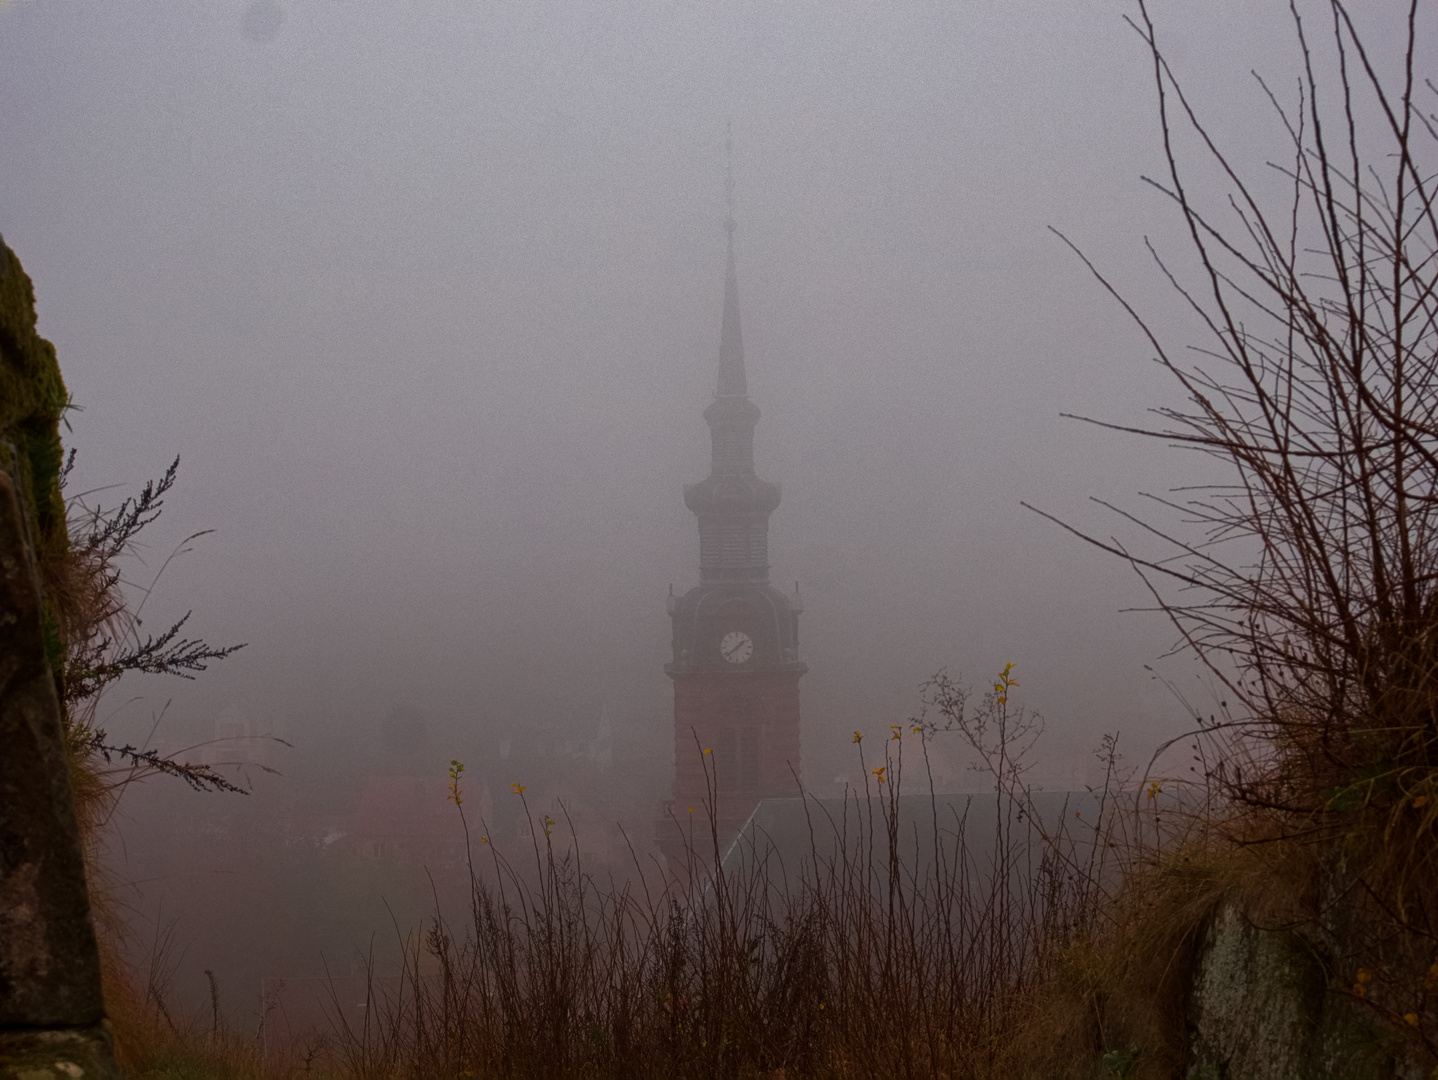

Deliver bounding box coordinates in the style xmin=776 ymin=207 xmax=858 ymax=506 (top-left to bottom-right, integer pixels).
xmin=671 ymin=671 xmax=802 ymax=820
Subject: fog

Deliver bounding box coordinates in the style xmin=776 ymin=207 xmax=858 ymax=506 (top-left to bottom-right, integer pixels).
xmin=2 ymin=0 xmax=1424 ymax=1027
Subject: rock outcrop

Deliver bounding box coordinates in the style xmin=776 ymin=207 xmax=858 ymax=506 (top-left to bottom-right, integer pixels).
xmin=0 ymin=238 xmax=118 ymax=1080
xmin=1184 ymin=899 xmax=1423 ymax=1080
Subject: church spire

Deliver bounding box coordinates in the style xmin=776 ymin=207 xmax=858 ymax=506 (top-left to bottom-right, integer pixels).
xmin=682 ymin=126 xmax=779 ymax=580
xmin=717 ymin=126 xmax=747 ymax=398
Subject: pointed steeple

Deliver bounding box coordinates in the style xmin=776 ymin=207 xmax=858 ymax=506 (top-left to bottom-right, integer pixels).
xmin=661 ymin=128 xmax=806 ymax=874
xmin=717 ymin=128 xmax=747 ymax=398
xmin=682 ymin=127 xmax=779 ymax=581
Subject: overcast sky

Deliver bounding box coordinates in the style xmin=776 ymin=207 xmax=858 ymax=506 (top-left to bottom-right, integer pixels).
xmin=2 ymin=1 xmax=1427 ymax=793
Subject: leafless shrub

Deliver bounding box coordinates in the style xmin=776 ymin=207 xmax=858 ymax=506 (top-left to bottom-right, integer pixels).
xmin=1039 ymin=0 xmax=1438 ymax=829
xmin=1030 ymin=0 xmax=1438 ymax=1058
xmin=54 ymin=452 xmax=250 ymax=829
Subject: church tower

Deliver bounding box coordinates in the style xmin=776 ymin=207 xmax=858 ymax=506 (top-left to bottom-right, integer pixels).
xmin=662 ymin=171 xmax=806 ymax=860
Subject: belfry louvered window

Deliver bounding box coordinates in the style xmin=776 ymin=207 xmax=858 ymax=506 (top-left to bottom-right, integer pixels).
xmin=717 ymin=727 xmax=761 ymax=792
xmin=721 ymin=523 xmax=746 ymax=565
xmin=700 ymin=523 xmax=720 ymax=565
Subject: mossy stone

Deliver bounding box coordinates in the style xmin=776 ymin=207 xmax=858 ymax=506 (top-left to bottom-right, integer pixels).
xmin=0 ymin=1023 xmax=117 ymax=1080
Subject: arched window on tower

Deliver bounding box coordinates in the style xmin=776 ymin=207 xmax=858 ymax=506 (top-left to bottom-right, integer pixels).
xmin=699 ymin=521 xmax=720 ymax=566
xmin=749 ymin=522 xmax=768 ymax=566
xmin=716 ymin=699 xmax=761 ymax=792
xmin=716 ymin=727 xmax=761 ymax=791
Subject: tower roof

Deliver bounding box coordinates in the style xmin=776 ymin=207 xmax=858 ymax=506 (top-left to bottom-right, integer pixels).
xmin=682 ymin=133 xmax=781 ymax=584
xmin=717 ymin=125 xmax=747 ymax=399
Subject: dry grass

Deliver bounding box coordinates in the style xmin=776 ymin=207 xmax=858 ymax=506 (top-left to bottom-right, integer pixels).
xmin=303 ymin=709 xmax=1137 ymax=1080
xmin=96 ymin=679 xmax=1152 ymax=1080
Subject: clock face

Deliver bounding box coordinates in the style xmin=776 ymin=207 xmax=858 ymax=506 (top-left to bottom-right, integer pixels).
xmin=719 ymin=630 xmax=754 ymax=664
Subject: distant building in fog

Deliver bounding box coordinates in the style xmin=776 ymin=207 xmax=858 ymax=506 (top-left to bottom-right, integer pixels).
xmin=351 ymin=774 xmax=483 ymax=865
xmin=198 ymin=701 xmax=280 ymax=774
xmin=659 ymin=196 xmax=806 ymax=868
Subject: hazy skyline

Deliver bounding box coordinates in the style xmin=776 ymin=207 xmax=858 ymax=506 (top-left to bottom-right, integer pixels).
xmin=3 ymin=1 xmax=1425 ymax=796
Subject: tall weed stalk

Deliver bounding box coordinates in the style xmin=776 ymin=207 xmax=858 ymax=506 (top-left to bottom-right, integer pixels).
xmin=331 ymin=670 xmax=1131 ymax=1080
